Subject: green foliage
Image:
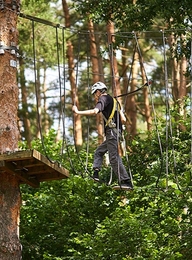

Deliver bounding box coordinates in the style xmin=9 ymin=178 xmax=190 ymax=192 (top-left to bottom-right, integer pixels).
xmin=18 ymin=1 xmax=192 ymax=259
xmin=20 ymin=108 xmax=192 ymax=259
xmin=20 ymin=176 xmax=120 ymax=259
xmin=75 ymin=0 xmax=192 ymax=31
xmin=31 ymin=129 xmax=63 ymax=160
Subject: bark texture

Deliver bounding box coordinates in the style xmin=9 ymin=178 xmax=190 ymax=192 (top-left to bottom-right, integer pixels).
xmin=0 ymin=1 xmax=22 ymax=259
xmin=0 ymin=2 xmax=19 ymax=153
xmin=0 ymin=172 xmax=21 ymax=260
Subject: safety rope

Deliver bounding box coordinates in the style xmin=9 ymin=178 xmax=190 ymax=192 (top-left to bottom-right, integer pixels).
xmin=71 ymin=32 xmax=90 ymax=176
xmin=55 ymin=26 xmax=63 ymax=159
xmin=107 ymin=33 xmax=121 ymax=187
xmin=169 ymin=32 xmax=192 ymax=192
xmin=162 ymin=30 xmax=170 ymax=191
xmin=122 ymin=43 xmax=137 ymax=111
xmin=114 ymin=81 xmax=150 ymax=98
xmin=32 ymin=20 xmax=56 ymax=164
xmin=161 ymin=31 xmax=181 ymax=191
xmin=85 ymin=33 xmax=91 ymax=176
xmin=133 ymin=32 xmax=165 ymax=190
xmin=157 ymin=31 xmax=192 ymax=192
xmin=190 ymin=37 xmax=192 ymax=167
xmin=118 ymin=40 xmax=138 ymax=189
xmin=20 ymin=13 xmax=191 ymax=191
xmin=56 ymin=26 xmax=76 ymax=173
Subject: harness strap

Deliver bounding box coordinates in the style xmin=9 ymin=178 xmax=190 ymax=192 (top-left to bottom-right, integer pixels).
xmin=105 ymin=98 xmax=120 ymax=127
xmin=103 ymin=99 xmax=123 ymax=141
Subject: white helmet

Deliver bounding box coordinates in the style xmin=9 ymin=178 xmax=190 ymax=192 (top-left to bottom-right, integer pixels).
xmin=91 ymin=82 xmax=107 ymax=94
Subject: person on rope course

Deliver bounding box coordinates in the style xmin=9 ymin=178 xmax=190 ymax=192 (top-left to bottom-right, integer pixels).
xmin=72 ymin=81 xmax=133 ymax=191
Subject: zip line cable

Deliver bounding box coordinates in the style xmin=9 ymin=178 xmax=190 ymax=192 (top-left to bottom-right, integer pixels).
xmin=20 ymin=12 xmax=65 ymax=29
xmin=20 ymin=12 xmax=190 ymax=39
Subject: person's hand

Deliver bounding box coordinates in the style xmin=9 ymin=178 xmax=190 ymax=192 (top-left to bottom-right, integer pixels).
xmin=72 ymin=105 xmax=78 ymax=114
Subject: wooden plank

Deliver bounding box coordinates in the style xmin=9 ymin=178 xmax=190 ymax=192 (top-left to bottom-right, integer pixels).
xmin=0 ymin=150 xmax=33 ymax=161
xmin=23 ymin=166 xmax=48 ymax=175
xmin=17 ymin=162 xmax=44 ymax=168
xmin=0 ymin=149 xmax=69 ymax=178
xmin=0 ymin=161 xmax=39 ymax=188
xmin=37 ymin=172 xmax=66 ymax=182
xmin=32 ymin=150 xmax=69 ymax=178
xmin=0 ymin=149 xmax=69 ymax=187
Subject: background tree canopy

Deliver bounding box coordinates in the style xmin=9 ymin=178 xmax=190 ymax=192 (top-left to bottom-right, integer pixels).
xmin=17 ymin=0 xmax=192 ymax=259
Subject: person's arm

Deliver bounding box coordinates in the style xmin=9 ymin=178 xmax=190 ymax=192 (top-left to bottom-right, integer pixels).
xmin=72 ymin=105 xmax=99 ymax=115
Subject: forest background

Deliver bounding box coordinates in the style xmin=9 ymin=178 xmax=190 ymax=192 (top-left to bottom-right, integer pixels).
xmin=15 ymin=0 xmax=192 ymax=259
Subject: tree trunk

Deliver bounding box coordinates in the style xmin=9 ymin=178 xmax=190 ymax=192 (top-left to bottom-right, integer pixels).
xmin=88 ymin=19 xmax=104 ymax=144
xmin=107 ymin=21 xmax=122 ymax=99
xmin=107 ymin=21 xmax=125 ymax=155
xmin=36 ymin=65 xmax=42 ymax=139
xmin=0 ymin=1 xmax=22 ymax=258
xmin=126 ymin=50 xmax=139 ymax=138
xmin=0 ymin=173 xmax=21 ymax=259
xmin=63 ymin=0 xmax=83 ymax=147
xmin=66 ymin=40 xmax=83 ymax=146
xmin=140 ymin=61 xmax=152 ymax=131
xmin=169 ymin=33 xmax=187 ymax=131
xmin=42 ymin=66 xmax=49 ymax=134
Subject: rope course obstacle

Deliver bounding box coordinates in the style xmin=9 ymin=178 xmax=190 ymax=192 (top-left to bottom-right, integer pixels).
xmin=7 ymin=12 xmax=191 ymax=190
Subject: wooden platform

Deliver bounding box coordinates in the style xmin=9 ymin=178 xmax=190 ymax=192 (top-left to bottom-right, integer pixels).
xmin=0 ymin=149 xmax=69 ymax=188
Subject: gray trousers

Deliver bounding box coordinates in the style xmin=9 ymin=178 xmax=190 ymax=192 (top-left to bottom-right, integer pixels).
xmin=93 ymin=128 xmax=130 ymax=182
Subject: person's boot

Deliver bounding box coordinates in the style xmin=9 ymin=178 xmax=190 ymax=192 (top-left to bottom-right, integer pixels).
xmin=120 ymin=179 xmax=133 ymax=190
xmin=113 ymin=179 xmax=133 ymax=191
xmin=91 ymin=169 xmax=100 ymax=182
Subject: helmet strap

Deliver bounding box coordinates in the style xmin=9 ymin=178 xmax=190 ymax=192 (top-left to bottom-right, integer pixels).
xmin=100 ymin=89 xmax=106 ymax=94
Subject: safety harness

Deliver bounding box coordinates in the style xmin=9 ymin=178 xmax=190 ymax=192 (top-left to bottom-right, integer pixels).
xmin=103 ymin=98 xmax=119 ymax=127
xmin=103 ymin=98 xmax=124 ymax=142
